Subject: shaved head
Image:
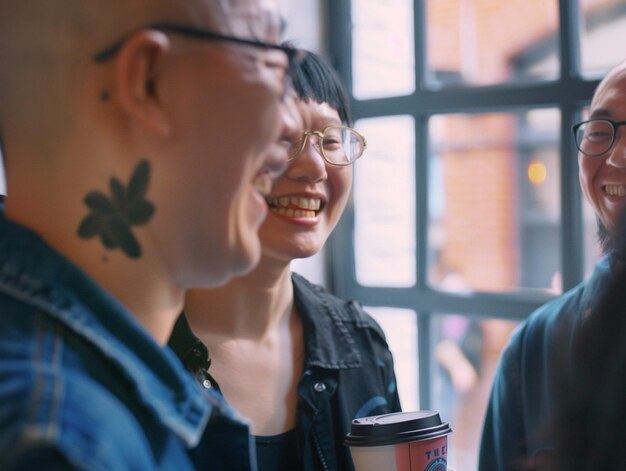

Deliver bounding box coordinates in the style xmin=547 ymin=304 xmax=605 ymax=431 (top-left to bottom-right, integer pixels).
xmin=0 ymin=1 xmax=181 ymax=160
xmin=0 ymin=0 xmax=290 ymax=294
xmin=0 ymin=0 xmax=282 ymax=158
xmin=591 ymin=58 xmax=626 ymax=108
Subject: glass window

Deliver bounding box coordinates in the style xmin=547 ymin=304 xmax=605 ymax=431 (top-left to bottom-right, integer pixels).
xmin=425 ymin=0 xmax=559 ymax=87
xmin=583 ymin=196 xmax=603 ymax=278
xmin=327 ymin=1 xmax=608 ymax=467
xmin=432 ymin=314 xmax=519 ymax=470
xmin=428 ymin=109 xmax=562 ymax=293
xmin=351 ymin=0 xmax=415 ymax=99
xmin=579 ymin=0 xmax=626 ymax=78
xmin=367 ymin=306 xmax=419 ymax=411
xmin=354 ymin=116 xmax=416 ymax=287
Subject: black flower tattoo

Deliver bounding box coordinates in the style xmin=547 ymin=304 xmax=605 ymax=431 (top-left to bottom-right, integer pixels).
xmin=77 ymin=160 xmax=155 ymax=259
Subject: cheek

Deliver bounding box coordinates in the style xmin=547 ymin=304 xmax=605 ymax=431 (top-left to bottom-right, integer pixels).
xmin=192 ymin=168 xmax=245 ymax=236
xmin=579 ymin=157 xmax=601 ymax=197
xmin=328 ymin=170 xmax=353 ymax=221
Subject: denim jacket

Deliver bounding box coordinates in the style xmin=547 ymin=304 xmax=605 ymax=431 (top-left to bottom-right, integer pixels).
xmin=170 ymin=272 xmax=402 ymax=471
xmin=0 ymin=211 xmax=253 ymax=470
xmin=479 ymin=257 xmax=611 ymax=470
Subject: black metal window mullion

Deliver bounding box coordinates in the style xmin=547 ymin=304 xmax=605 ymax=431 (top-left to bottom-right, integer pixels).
xmin=417 ymin=312 xmax=432 ymax=409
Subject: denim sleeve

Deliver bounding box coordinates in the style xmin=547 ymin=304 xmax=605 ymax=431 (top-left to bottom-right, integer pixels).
xmin=479 ymin=328 xmax=527 ymax=471
xmin=0 ymin=366 xmax=171 ymax=471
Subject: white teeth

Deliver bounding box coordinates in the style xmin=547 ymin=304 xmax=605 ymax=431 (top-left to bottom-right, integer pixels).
xmin=605 ymin=185 xmax=626 ymax=196
xmin=254 ymin=174 xmax=272 ymax=196
xmin=268 ymin=196 xmax=322 ymax=211
xmin=271 ymin=207 xmax=316 ymax=218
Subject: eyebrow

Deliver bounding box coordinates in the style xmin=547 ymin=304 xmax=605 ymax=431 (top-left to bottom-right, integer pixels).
xmin=589 ymin=108 xmax=612 ymax=119
xmin=309 ymin=114 xmax=342 ymax=126
xmin=321 ymin=118 xmax=343 ymax=126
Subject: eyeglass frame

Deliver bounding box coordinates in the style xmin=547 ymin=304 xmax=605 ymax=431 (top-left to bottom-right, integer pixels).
xmin=572 ymin=118 xmax=626 ymax=157
xmin=288 ymin=125 xmax=367 ymax=167
xmin=93 ymin=22 xmax=303 ymax=80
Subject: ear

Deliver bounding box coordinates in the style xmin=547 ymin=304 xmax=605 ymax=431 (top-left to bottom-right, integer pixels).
xmin=114 ymin=30 xmax=172 ymax=136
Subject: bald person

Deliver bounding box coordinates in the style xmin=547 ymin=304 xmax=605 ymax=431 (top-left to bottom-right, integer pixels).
xmin=0 ymin=1 xmax=299 ymax=469
xmin=479 ymin=59 xmax=626 ymax=470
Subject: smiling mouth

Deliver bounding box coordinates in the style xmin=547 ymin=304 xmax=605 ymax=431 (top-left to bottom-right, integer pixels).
xmin=266 ymin=196 xmax=323 ymax=218
xmin=604 ymin=184 xmax=626 ymax=197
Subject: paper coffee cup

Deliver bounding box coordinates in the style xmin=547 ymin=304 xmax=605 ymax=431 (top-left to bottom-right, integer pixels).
xmin=345 ymin=410 xmax=452 ymax=471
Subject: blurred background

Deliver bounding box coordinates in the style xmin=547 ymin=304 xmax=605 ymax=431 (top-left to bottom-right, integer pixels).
xmin=1 ymin=1 xmax=622 ymax=469
xmin=283 ymin=1 xmax=624 ymax=469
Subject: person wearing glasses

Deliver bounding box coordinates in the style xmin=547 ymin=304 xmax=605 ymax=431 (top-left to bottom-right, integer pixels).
xmin=479 ymin=59 xmax=626 ymax=470
xmin=169 ymin=49 xmax=402 ymax=471
xmin=0 ymin=1 xmax=301 ymax=470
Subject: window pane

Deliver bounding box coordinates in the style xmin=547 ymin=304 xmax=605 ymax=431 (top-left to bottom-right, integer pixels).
xmin=354 ymin=116 xmax=416 ymax=287
xmin=432 ymin=314 xmax=519 ymax=471
xmin=583 ymin=196 xmax=603 ymax=278
xmin=425 ymin=0 xmax=559 ymax=87
xmin=428 ymin=109 xmax=562 ymax=293
xmin=367 ymin=307 xmax=419 ymax=411
xmin=351 ymin=0 xmax=415 ymax=99
xmin=580 ymin=0 xmax=626 ymax=78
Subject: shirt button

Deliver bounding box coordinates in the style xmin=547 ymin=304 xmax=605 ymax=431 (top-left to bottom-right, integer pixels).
xmin=202 ymin=380 xmax=212 ymax=389
xmin=313 ymin=382 xmax=326 ymax=392
xmin=192 ymin=347 xmax=203 ymax=357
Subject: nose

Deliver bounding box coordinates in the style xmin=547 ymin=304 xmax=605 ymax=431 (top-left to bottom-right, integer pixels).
xmin=606 ymin=129 xmax=626 ymax=168
xmin=285 ymin=132 xmax=328 ymax=183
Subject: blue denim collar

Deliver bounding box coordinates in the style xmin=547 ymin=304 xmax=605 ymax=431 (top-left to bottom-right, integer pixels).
xmin=0 ymin=211 xmax=213 ymax=447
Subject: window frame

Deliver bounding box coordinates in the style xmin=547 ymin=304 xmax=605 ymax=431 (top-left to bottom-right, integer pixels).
xmin=325 ymin=0 xmax=600 ymax=408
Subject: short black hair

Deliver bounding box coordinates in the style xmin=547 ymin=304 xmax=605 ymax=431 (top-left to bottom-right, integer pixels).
xmin=288 ymin=48 xmax=352 ymax=126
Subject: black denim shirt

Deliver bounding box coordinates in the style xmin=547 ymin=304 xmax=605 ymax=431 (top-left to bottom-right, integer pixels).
xmin=169 ymin=272 xmax=402 ymax=471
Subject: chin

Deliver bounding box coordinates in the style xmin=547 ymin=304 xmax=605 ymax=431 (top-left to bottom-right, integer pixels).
xmin=289 ymin=244 xmax=323 ymax=261
xmin=261 ymin=242 xmax=319 ymax=264
xmin=232 ymin=239 xmax=263 ymax=277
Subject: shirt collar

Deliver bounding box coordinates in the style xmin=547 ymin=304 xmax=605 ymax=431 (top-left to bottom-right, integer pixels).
xmin=580 ymin=255 xmax=612 ymax=316
xmin=0 ymin=211 xmax=212 ymax=447
xmin=170 ymin=272 xmax=363 ymax=382
xmin=292 ymin=273 xmax=362 ymax=370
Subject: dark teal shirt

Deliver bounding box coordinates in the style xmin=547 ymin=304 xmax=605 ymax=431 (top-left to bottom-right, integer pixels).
xmin=479 ymin=257 xmax=611 ymax=470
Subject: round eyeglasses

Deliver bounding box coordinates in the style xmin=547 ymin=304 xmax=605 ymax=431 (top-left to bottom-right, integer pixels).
xmin=287 ymin=125 xmax=367 ymax=166
xmin=572 ymin=119 xmax=626 ymax=157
